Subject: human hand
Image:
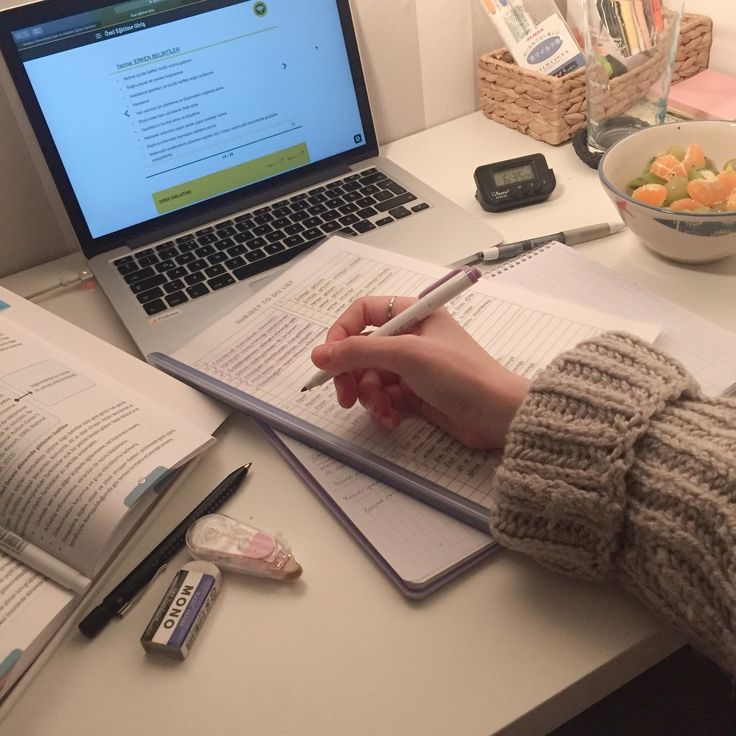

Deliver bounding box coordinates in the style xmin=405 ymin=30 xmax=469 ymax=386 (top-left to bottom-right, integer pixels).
xmin=310 ymin=296 xmax=530 ymax=449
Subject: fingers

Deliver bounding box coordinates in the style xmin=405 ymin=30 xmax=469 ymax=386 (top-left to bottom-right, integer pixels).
xmin=332 ymin=371 xmax=358 ymax=408
xmin=330 ymin=366 xmax=398 ymax=413
xmin=329 ymin=362 xmax=406 ymax=428
xmin=325 ymin=296 xmax=416 ymax=342
xmin=332 ymin=367 xmax=384 ymax=412
xmin=356 ymin=371 xmax=402 ymax=428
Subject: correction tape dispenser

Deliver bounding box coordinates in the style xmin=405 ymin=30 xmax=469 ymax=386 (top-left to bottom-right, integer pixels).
xmin=186 ymin=513 xmax=302 ymax=581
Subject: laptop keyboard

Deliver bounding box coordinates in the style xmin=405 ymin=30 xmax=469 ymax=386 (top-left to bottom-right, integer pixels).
xmin=113 ymin=167 xmax=429 ymax=316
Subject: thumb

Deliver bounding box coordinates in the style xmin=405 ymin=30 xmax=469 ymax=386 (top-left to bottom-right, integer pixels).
xmin=312 ymin=335 xmax=411 ymax=375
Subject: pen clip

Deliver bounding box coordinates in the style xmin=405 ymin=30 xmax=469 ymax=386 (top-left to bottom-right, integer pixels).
xmin=417 ymin=266 xmax=479 ymax=298
xmin=117 ymin=563 xmax=168 ymax=617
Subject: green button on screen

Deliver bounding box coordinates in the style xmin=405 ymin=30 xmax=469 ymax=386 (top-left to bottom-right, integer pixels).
xmin=152 ymin=142 xmax=310 ymax=213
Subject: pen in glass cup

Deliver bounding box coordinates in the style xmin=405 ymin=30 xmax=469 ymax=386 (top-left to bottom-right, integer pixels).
xmin=301 ymin=266 xmax=482 ymax=392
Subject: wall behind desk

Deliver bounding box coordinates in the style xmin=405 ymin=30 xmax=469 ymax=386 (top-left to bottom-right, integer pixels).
xmin=0 ymin=54 xmax=68 ymax=276
xmin=0 ymin=0 xmax=733 ymax=277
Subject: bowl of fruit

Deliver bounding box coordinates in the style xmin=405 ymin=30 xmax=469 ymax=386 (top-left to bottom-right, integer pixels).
xmin=599 ymin=120 xmax=736 ymax=264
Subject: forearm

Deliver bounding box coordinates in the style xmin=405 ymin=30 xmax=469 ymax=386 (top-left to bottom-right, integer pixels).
xmin=488 ymin=332 xmax=736 ymax=675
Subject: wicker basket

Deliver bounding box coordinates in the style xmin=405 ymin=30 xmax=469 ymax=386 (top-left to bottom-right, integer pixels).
xmin=478 ymin=13 xmax=713 ymax=145
xmin=671 ymin=13 xmax=713 ymax=82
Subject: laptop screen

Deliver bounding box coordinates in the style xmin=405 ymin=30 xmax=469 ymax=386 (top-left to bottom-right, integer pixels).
xmin=0 ymin=0 xmax=375 ymax=254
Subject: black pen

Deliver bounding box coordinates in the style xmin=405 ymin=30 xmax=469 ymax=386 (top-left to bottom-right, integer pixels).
xmin=78 ymin=463 xmax=251 ymax=639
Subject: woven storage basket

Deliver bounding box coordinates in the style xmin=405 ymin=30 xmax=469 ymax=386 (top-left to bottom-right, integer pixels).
xmin=478 ymin=13 xmax=713 ymax=145
xmin=671 ymin=13 xmax=713 ymax=82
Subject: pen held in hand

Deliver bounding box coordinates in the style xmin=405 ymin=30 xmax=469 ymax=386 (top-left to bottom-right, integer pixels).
xmin=77 ymin=463 xmax=251 ymax=639
xmin=300 ymin=266 xmax=482 ymax=392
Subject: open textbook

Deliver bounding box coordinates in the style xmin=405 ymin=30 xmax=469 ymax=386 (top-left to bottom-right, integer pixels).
xmin=150 ymin=237 xmax=660 ymax=531
xmin=0 ymin=286 xmax=221 ymax=701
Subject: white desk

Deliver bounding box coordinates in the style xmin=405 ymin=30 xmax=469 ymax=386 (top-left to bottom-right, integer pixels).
xmin=2 ymin=112 xmax=733 ymax=736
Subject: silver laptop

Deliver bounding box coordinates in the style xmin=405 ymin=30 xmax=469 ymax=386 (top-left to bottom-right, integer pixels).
xmin=0 ymin=0 xmax=501 ymax=358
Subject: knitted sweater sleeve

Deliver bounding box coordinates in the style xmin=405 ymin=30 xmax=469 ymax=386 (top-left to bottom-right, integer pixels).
xmin=488 ymin=332 xmax=736 ymax=675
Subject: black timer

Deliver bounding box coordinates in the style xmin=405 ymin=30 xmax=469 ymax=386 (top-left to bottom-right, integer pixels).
xmin=474 ymin=153 xmax=556 ymax=212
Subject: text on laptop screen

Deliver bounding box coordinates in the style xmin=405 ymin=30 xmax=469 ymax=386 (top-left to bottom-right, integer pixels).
xmin=10 ymin=0 xmax=366 ymax=238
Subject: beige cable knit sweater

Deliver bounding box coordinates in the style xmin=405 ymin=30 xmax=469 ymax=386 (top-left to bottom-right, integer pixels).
xmin=488 ymin=332 xmax=736 ymax=677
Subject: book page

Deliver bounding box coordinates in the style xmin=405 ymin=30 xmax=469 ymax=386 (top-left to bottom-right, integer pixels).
xmin=0 ymin=286 xmax=227 ymax=435
xmin=173 ymin=237 xmax=659 ymax=510
xmin=0 ymin=318 xmax=214 ymax=578
xmin=0 ymin=553 xmax=75 ymax=700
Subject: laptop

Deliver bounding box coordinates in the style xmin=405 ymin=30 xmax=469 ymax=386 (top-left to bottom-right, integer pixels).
xmin=0 ymin=0 xmax=502 ymax=358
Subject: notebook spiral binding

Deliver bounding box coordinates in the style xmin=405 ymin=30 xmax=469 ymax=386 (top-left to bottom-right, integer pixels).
xmin=484 ymin=242 xmax=555 ymax=277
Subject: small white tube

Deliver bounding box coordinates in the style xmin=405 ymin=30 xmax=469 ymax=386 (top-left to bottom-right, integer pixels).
xmin=0 ymin=525 xmax=91 ymax=595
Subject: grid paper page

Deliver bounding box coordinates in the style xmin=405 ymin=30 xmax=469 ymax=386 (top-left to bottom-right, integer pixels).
xmin=173 ymin=237 xmax=659 ymax=511
xmin=274 ymin=434 xmax=493 ymax=588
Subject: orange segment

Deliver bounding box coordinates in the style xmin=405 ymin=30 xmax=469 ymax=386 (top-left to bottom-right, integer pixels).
xmin=727 ymin=189 xmax=736 ymax=211
xmin=631 ymin=183 xmax=667 ymax=206
xmin=669 ymin=198 xmax=709 ymax=211
xmin=687 ymin=169 xmax=736 ymax=207
xmin=682 ymin=143 xmax=705 ymax=171
xmin=649 ymin=154 xmax=687 ymax=180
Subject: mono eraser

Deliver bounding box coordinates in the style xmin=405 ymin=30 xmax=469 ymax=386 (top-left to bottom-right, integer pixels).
xmin=140 ymin=561 xmax=221 ymax=659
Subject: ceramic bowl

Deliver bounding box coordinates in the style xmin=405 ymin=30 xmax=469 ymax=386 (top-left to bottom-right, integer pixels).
xmin=598 ymin=120 xmax=736 ymax=264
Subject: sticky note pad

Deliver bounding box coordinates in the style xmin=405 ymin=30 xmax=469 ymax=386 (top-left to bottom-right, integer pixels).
xmin=667 ymin=69 xmax=736 ymax=121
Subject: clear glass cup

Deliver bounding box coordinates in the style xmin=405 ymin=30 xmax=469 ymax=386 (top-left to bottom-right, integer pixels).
xmin=583 ymin=0 xmax=685 ymax=154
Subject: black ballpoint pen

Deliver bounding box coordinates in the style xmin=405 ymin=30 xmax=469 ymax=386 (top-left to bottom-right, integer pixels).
xmin=78 ymin=463 xmax=251 ymax=639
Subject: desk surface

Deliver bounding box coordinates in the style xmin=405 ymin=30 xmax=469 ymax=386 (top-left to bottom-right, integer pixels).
xmin=3 ymin=111 xmax=734 ymax=736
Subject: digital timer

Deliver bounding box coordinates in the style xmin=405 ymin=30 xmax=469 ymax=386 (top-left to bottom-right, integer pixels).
xmin=474 ymin=153 xmax=556 ymax=212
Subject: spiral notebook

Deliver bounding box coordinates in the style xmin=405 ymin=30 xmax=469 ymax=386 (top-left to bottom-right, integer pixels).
xmin=259 ymin=241 xmax=736 ymax=597
xmin=149 ymin=237 xmax=668 ymax=597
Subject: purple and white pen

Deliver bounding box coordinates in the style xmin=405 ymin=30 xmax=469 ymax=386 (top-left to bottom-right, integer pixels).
xmin=301 ymin=266 xmax=482 ymax=392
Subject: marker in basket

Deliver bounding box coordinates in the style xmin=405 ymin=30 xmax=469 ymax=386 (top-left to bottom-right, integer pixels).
xmin=478 ymin=0 xmax=585 ymax=77
xmin=300 ymin=266 xmax=482 ymax=392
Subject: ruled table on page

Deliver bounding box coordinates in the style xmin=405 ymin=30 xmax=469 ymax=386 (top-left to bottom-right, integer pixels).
xmin=486 ymin=242 xmax=736 ymax=397
xmin=174 ymin=240 xmax=659 ymax=509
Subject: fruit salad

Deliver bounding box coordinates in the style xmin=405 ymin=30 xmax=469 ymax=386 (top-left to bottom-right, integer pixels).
xmin=627 ymin=144 xmax=736 ymax=212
